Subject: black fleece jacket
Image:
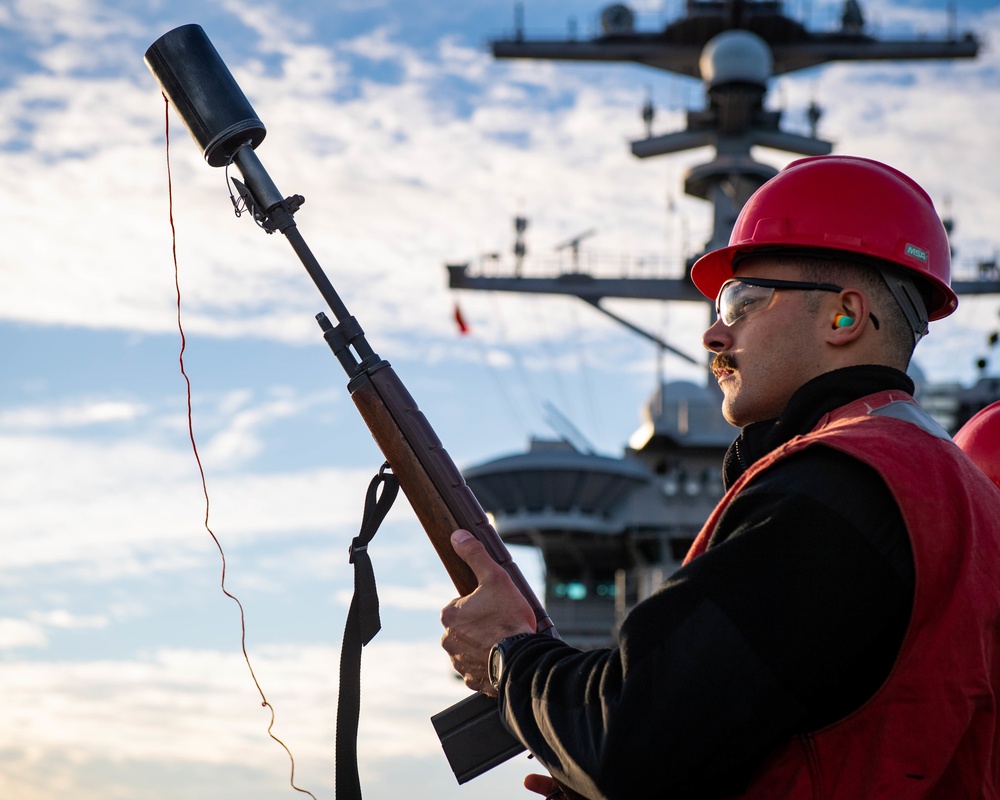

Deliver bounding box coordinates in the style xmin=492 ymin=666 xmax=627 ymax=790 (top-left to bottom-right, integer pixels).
xmin=497 ymin=365 xmax=915 ymax=800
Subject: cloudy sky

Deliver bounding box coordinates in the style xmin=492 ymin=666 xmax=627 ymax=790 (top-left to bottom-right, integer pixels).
xmin=2 ymin=0 xmax=999 ymax=798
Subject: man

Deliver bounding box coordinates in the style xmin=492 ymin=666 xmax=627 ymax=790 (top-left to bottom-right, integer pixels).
xmin=955 ymin=400 xmax=1000 ymax=489
xmin=440 ymin=156 xmax=1000 ymax=799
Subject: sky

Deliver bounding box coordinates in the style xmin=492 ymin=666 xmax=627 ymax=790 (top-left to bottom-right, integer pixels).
xmin=1 ymin=0 xmax=999 ymax=798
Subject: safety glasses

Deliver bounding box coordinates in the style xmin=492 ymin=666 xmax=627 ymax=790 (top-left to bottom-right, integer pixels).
xmin=715 ymin=277 xmax=882 ymax=329
xmin=715 ymin=276 xmax=844 ymax=326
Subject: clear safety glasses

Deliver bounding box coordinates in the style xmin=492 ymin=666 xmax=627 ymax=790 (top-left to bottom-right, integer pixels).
xmin=715 ymin=276 xmax=845 ymax=326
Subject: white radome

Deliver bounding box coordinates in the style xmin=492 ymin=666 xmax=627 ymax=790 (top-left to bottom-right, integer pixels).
xmin=700 ymin=30 xmax=773 ymax=88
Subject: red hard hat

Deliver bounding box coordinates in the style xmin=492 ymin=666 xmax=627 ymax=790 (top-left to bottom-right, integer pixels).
xmin=691 ymin=155 xmax=958 ymax=320
xmin=954 ymin=400 xmax=1000 ymax=490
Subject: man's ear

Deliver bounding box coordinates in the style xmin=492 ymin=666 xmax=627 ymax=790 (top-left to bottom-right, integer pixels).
xmin=826 ymin=289 xmax=869 ymax=344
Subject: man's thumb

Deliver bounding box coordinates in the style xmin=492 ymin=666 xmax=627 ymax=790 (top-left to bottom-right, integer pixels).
xmin=451 ymin=529 xmax=500 ymax=583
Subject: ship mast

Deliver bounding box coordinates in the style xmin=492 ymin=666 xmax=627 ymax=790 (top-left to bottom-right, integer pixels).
xmin=449 ymin=0 xmax=996 ymax=323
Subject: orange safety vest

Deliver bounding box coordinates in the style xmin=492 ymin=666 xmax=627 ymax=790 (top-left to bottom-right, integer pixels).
xmin=686 ymin=390 xmax=1000 ymax=799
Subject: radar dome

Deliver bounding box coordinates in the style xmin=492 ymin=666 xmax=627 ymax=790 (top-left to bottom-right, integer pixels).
xmin=601 ymin=4 xmax=635 ymax=35
xmin=699 ymin=30 xmax=772 ymax=89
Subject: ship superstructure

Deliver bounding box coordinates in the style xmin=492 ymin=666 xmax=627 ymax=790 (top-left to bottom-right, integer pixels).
xmin=449 ymin=1 xmax=1000 ymax=647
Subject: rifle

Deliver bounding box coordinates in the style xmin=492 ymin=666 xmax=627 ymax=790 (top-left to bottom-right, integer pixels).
xmin=145 ymin=23 xmax=559 ymax=785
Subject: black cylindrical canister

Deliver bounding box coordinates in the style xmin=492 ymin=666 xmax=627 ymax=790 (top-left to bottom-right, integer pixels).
xmin=145 ymin=24 xmax=266 ymax=167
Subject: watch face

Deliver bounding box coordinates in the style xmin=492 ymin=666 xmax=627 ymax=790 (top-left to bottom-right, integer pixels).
xmin=488 ymin=644 xmax=503 ymax=690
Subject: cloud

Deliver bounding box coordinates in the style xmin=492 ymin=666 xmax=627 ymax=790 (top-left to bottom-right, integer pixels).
xmin=0 ymin=399 xmax=148 ymax=430
xmin=0 ymin=617 xmax=48 ymax=648
xmin=0 ymin=0 xmax=682 ymax=368
xmin=195 ymin=387 xmax=342 ymax=467
xmin=0 ymin=640 xmax=504 ymax=797
xmin=0 ymin=611 xmax=110 ymax=651
xmin=29 ymin=609 xmax=110 ymax=629
xmin=0 ymin=426 xmax=379 ymax=574
xmin=333 ymin=579 xmax=459 ymax=611
xmin=3 ymin=0 xmax=991 ymax=396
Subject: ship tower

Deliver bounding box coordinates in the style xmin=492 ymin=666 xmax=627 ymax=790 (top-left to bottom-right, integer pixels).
xmin=449 ymin=1 xmax=998 ymax=647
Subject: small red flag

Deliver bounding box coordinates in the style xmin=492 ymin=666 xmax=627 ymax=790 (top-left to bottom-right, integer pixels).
xmin=453 ymin=302 xmax=469 ymax=335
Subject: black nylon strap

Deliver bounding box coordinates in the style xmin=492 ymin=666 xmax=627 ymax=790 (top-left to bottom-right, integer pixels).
xmin=336 ymin=462 xmax=399 ymax=799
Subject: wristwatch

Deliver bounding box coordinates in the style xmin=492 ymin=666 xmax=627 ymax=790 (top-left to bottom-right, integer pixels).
xmin=487 ymin=632 xmax=535 ymax=691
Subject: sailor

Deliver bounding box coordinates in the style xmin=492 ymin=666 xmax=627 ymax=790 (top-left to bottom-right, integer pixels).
xmin=955 ymin=399 xmax=1000 ymax=490
xmin=440 ymin=155 xmax=1000 ymax=799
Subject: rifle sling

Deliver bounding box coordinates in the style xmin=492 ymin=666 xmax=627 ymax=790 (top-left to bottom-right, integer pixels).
xmin=336 ymin=462 xmax=399 ymax=799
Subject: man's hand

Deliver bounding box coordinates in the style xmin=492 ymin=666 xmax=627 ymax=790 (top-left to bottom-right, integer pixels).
xmin=440 ymin=529 xmax=537 ymax=695
xmin=524 ymin=773 xmax=562 ymax=797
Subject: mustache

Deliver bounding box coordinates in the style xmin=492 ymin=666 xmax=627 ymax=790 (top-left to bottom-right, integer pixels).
xmin=711 ymin=353 xmax=737 ymax=375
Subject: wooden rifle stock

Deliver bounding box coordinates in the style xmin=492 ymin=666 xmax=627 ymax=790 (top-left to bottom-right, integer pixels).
xmin=338 ymin=338 xmax=556 ymax=634
xmin=321 ymin=317 xmax=559 ymax=784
